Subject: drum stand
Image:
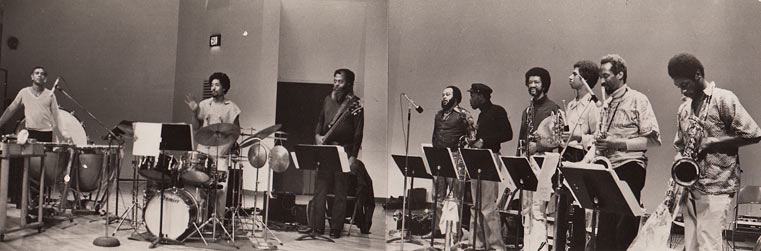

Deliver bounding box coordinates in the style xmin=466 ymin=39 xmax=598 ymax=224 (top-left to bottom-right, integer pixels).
xmin=113 ymin=157 xmax=145 ymax=235
xmin=190 ymin=149 xmax=232 ymax=244
xmin=249 ymin=161 xmax=282 ymax=249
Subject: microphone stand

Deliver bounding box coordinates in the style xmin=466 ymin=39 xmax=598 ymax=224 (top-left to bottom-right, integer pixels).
xmin=554 ymin=94 xmax=597 ymax=251
xmin=386 ymin=100 xmax=423 ymax=249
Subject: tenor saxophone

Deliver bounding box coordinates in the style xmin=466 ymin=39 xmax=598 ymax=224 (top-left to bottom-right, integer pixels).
xmin=664 ymin=94 xmax=711 ymax=214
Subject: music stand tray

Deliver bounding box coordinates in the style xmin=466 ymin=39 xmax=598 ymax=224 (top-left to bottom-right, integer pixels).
xmin=391 ymin=155 xmax=432 ymax=180
xmin=293 ymin=144 xmax=351 ymax=242
xmin=459 ymin=149 xmax=501 ymax=183
xmin=292 ymin=144 xmax=350 ymax=173
xmin=500 ymin=156 xmax=538 ymax=192
xmin=560 ymin=162 xmax=643 ymax=216
xmin=422 ymin=146 xmax=459 ymax=180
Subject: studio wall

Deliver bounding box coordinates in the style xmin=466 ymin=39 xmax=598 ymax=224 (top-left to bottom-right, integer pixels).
xmin=387 ymin=0 xmax=761 ymax=212
xmin=0 ymin=0 xmax=180 ymax=169
xmin=172 ymin=0 xmax=281 ymax=193
xmin=278 ymin=0 xmax=389 ymax=197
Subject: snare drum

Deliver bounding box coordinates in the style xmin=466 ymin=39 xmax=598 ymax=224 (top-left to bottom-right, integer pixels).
xmin=138 ymin=154 xmax=179 ymax=183
xmin=180 ymin=151 xmax=212 ymax=185
xmin=143 ymin=188 xmax=199 ymax=241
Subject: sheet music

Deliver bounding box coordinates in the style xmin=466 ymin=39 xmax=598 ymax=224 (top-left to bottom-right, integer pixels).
xmin=132 ymin=122 xmax=161 ymax=157
xmin=420 ymin=144 xmax=433 ymax=175
xmin=291 ymin=151 xmax=300 ymax=169
xmin=446 ymin=148 xmax=463 ymax=179
xmin=337 ymin=146 xmax=351 ymax=173
xmin=534 ymin=153 xmax=559 ymax=201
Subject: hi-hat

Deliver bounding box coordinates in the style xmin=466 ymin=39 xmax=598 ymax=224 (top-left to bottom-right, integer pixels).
xmin=195 ymin=123 xmax=240 ymax=146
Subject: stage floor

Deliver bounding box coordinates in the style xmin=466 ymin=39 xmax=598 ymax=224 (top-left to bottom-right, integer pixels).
xmin=0 ymin=185 xmax=756 ymax=251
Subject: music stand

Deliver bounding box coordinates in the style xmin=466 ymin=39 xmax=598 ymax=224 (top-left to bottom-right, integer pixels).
xmin=560 ymin=162 xmax=644 ymax=250
xmin=133 ymin=123 xmax=193 ymax=248
xmin=293 ymin=144 xmax=350 ymax=243
xmin=386 ymin=154 xmax=430 ymax=246
xmin=419 ymin=145 xmax=460 ymax=251
xmin=459 ymin=148 xmax=502 ymax=251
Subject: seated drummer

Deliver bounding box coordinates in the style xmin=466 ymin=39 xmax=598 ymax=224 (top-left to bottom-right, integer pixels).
xmin=184 ymin=72 xmax=240 ymax=222
xmin=0 ymin=66 xmax=71 ymax=211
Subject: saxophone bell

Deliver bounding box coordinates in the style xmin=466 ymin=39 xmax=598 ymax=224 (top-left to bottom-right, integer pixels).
xmin=672 ymin=156 xmax=700 ymax=186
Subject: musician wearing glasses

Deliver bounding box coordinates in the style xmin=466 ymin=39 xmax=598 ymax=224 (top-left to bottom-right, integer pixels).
xmin=518 ymin=67 xmax=562 ymax=250
xmin=668 ymin=53 xmax=761 ymax=251
xmin=184 ymin=72 xmax=241 ymax=223
xmin=557 ymin=60 xmax=601 ymax=250
xmin=429 ymin=85 xmax=476 ymax=239
xmin=591 ymin=54 xmax=661 ymax=250
xmin=308 ymin=68 xmax=364 ymax=239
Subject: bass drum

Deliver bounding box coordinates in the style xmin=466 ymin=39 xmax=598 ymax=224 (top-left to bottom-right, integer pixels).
xmin=15 ymin=108 xmax=88 ymax=146
xmin=17 ymin=109 xmax=88 ymax=185
xmin=143 ymin=188 xmax=199 ymax=241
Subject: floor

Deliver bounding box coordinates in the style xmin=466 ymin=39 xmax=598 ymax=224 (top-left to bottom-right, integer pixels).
xmin=0 ymin=181 xmax=757 ymax=251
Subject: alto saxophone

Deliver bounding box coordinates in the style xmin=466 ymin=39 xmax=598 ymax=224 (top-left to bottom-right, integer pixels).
xmin=588 ymin=86 xmax=613 ymax=168
xmin=518 ymin=98 xmax=535 ymax=156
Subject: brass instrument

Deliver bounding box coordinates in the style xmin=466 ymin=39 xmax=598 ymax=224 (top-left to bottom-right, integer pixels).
xmin=588 ymin=86 xmax=613 ymax=168
xmin=664 ymin=92 xmax=712 ymax=214
xmin=518 ymin=98 xmax=536 ymax=156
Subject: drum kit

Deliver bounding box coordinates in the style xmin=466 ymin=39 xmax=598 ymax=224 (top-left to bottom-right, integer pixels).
xmin=113 ymin=122 xmax=290 ymax=248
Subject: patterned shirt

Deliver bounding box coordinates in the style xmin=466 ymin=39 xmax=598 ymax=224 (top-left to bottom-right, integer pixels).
xmin=674 ymin=82 xmax=761 ymax=194
xmin=565 ymin=93 xmax=601 ymax=150
xmin=602 ymin=85 xmax=661 ymax=168
xmin=432 ymin=105 xmax=476 ymax=149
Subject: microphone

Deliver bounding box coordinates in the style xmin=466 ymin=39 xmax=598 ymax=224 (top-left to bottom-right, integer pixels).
xmin=579 ymin=76 xmax=598 ymax=102
xmin=402 ymin=93 xmax=424 ymax=113
xmin=50 ymin=77 xmax=61 ymax=97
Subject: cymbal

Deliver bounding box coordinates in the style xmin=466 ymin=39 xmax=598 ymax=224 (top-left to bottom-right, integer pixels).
xmin=238 ymin=136 xmax=261 ymax=149
xmin=195 ymin=123 xmax=240 ymax=146
xmin=252 ymin=124 xmax=282 ymax=140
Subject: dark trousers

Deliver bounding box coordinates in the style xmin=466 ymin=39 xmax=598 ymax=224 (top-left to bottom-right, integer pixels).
xmin=310 ymin=169 xmax=348 ymax=234
xmin=351 ymin=160 xmax=374 ymax=232
xmin=596 ymin=161 xmax=646 ymax=251
xmin=557 ymin=147 xmax=588 ymax=250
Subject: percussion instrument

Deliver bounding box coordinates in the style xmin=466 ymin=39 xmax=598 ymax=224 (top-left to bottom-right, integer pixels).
xmin=194 ymin=123 xmax=240 ymax=146
xmin=16 ymin=108 xmax=88 ymax=146
xmin=138 ymin=154 xmax=180 ymax=183
xmin=180 ymin=151 xmax=213 ymax=185
xmin=143 ymin=188 xmax=200 ymax=241
xmin=76 ymin=145 xmax=119 ymax=192
xmin=239 ymin=124 xmax=282 ymax=149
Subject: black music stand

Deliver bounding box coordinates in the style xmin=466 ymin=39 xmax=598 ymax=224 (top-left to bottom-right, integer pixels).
xmin=501 ymin=155 xmax=539 ymax=249
xmin=137 ymin=123 xmax=193 ymax=248
xmin=420 ymin=146 xmax=459 ymax=251
xmin=293 ymin=144 xmax=350 ymax=243
xmin=560 ymin=162 xmax=644 ymax=250
xmin=386 ymin=154 xmax=430 ymax=246
xmin=459 ymin=148 xmax=502 ymax=251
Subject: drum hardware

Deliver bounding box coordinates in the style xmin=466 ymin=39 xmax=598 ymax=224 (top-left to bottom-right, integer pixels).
xmin=246 ymin=139 xmax=286 ymax=250
xmin=186 ymin=124 xmax=238 ymax=244
xmin=238 ymin=124 xmax=282 ymax=149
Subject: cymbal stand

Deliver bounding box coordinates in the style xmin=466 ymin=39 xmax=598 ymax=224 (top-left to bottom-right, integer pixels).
xmin=113 ymin=156 xmax=145 ymax=235
xmin=228 ymin=163 xmax=254 ymax=242
xmin=191 ymin=140 xmax=232 ymax=244
xmin=251 ymin=157 xmax=282 ymax=249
